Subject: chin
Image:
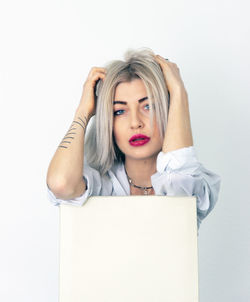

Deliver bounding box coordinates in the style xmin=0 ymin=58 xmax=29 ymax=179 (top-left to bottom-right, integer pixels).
xmin=116 ymin=141 xmax=162 ymax=159
xmin=125 ymin=149 xmax=160 ymax=160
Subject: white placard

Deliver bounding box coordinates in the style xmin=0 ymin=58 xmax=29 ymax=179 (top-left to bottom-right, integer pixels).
xmin=59 ymin=195 xmax=199 ymax=302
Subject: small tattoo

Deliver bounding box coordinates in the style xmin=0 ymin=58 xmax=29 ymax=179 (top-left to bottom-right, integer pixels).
xmin=58 ymin=115 xmax=88 ymax=149
xmin=78 ymin=116 xmax=86 ymax=125
xmin=72 ymin=120 xmax=85 ymax=130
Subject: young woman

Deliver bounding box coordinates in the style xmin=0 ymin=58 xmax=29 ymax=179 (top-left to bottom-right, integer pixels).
xmin=46 ymin=48 xmax=221 ymax=233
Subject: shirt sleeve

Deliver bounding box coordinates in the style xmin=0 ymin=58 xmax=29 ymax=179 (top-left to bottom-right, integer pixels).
xmin=151 ymin=146 xmax=222 ymax=233
xmin=46 ymin=162 xmax=112 ymax=207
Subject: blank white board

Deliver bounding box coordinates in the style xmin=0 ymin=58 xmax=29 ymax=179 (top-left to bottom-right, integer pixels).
xmin=59 ymin=195 xmax=199 ymax=302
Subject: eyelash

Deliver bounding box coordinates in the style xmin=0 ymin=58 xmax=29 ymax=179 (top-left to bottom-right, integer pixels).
xmin=114 ymin=104 xmax=150 ymax=116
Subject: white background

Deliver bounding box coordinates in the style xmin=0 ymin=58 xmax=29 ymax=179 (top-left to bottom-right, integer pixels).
xmin=0 ymin=0 xmax=249 ymax=301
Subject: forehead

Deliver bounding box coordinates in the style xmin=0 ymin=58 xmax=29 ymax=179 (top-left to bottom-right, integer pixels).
xmin=114 ymin=79 xmax=147 ymax=102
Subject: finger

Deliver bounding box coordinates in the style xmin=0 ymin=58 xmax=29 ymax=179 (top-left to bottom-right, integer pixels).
xmin=154 ymin=56 xmax=171 ymax=66
xmin=90 ymin=67 xmax=107 ymax=74
xmin=86 ymin=71 xmax=106 ymax=86
xmin=154 ymin=54 xmax=169 ymax=61
xmin=88 ymin=70 xmax=106 ymax=80
xmin=92 ymin=72 xmax=106 ymax=81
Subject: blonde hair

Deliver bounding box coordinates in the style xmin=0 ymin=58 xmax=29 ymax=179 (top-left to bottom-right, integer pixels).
xmin=84 ymin=47 xmax=170 ymax=176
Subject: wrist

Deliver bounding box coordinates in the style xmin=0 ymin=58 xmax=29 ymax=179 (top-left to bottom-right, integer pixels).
xmin=74 ymin=106 xmax=92 ymax=122
xmin=170 ymin=87 xmax=188 ymax=104
xmin=170 ymin=84 xmax=188 ymax=98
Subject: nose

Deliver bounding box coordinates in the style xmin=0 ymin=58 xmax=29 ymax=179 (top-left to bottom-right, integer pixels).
xmin=130 ymin=110 xmax=144 ymax=129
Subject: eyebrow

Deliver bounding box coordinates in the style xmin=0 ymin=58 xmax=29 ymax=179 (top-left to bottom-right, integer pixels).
xmin=113 ymin=96 xmax=148 ymax=105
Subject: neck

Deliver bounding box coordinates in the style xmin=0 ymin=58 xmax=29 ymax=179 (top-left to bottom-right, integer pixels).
xmin=124 ymin=155 xmax=157 ymax=187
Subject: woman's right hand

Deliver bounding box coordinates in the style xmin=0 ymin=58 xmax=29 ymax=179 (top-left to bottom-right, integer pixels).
xmin=77 ymin=67 xmax=107 ymax=118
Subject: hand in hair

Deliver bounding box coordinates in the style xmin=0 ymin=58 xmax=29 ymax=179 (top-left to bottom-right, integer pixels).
xmin=154 ymin=55 xmax=187 ymax=98
xmin=155 ymin=55 xmax=193 ymax=152
xmin=78 ymin=66 xmax=107 ymax=118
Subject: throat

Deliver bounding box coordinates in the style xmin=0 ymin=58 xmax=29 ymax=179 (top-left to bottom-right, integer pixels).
xmin=124 ymin=157 xmax=157 ymax=189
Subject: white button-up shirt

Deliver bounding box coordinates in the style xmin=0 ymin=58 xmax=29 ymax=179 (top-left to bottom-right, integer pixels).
xmin=47 ymin=146 xmax=221 ymax=235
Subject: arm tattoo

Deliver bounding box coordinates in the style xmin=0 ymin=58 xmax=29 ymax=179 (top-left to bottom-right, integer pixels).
xmin=58 ymin=115 xmax=88 ymax=149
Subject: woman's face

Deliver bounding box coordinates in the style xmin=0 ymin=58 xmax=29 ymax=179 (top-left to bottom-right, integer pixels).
xmin=113 ymin=78 xmax=163 ymax=161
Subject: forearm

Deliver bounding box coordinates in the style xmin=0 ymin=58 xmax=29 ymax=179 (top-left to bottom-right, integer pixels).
xmin=46 ymin=106 xmax=91 ymax=198
xmin=162 ymin=89 xmax=193 ymax=153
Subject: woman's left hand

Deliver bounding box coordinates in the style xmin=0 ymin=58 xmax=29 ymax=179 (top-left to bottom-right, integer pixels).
xmin=154 ymin=54 xmax=187 ymax=97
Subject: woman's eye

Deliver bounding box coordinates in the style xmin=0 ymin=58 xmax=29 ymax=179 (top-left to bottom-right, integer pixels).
xmin=114 ymin=109 xmax=124 ymax=116
xmin=144 ymin=104 xmax=150 ymax=110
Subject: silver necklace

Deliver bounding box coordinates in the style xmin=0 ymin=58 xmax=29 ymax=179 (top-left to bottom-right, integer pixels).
xmin=125 ymin=168 xmax=153 ymax=195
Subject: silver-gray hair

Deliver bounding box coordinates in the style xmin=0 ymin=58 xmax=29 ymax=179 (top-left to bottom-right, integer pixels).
xmin=84 ymin=47 xmax=170 ymax=176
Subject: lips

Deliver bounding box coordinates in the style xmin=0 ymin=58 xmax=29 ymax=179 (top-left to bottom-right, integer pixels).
xmin=129 ymin=134 xmax=150 ymax=146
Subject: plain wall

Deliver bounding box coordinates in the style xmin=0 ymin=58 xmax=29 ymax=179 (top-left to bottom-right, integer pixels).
xmin=0 ymin=0 xmax=249 ymax=301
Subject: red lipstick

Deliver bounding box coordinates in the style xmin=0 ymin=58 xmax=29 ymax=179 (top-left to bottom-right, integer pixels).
xmin=129 ymin=134 xmax=150 ymax=146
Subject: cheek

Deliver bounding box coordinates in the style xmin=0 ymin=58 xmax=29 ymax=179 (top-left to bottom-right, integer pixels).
xmin=153 ymin=122 xmax=162 ymax=141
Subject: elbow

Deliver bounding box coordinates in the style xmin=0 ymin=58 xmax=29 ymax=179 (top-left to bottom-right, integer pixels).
xmin=46 ymin=177 xmax=75 ymax=200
